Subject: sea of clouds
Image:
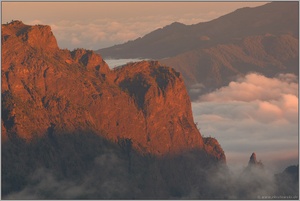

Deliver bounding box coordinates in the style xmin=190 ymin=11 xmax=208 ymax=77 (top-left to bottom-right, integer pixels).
xmin=41 ymin=14 xmax=212 ymax=50
xmin=192 ymin=73 xmax=298 ymax=172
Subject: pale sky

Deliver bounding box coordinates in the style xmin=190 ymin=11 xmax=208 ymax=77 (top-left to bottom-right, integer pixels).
xmin=2 ymin=2 xmax=268 ymax=50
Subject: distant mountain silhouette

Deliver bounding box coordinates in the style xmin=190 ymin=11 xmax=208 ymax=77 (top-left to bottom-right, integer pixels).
xmin=275 ymin=165 xmax=299 ymax=197
xmin=97 ymin=2 xmax=298 ymax=59
xmin=97 ymin=2 xmax=298 ymax=98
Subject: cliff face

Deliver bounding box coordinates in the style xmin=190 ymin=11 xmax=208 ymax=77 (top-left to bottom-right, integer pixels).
xmin=113 ymin=61 xmax=204 ymax=154
xmin=2 ymin=21 xmax=112 ymax=142
xmin=1 ymin=21 xmax=222 ymax=158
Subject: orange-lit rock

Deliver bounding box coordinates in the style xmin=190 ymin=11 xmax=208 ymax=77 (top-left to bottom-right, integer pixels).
xmin=1 ymin=21 xmax=224 ymax=160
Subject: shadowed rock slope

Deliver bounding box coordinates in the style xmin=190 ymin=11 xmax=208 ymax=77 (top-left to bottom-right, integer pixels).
xmin=1 ymin=21 xmax=224 ymax=160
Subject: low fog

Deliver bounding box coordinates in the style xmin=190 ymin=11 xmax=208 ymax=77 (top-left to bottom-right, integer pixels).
xmin=2 ymin=131 xmax=298 ymax=199
xmin=192 ymin=73 xmax=298 ymax=172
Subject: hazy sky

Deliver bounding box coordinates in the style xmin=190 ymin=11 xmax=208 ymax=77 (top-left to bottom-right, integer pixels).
xmin=2 ymin=2 xmax=268 ymax=50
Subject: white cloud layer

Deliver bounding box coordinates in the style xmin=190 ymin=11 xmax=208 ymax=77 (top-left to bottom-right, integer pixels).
xmin=21 ymin=13 xmax=213 ymax=51
xmin=192 ymin=73 xmax=298 ymax=172
xmin=40 ymin=15 xmax=209 ymax=50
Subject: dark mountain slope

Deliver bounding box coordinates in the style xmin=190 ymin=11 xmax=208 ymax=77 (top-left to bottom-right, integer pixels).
xmin=160 ymin=34 xmax=298 ymax=97
xmin=97 ymin=2 xmax=298 ymax=98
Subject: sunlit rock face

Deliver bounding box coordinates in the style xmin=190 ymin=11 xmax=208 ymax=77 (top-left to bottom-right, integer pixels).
xmin=2 ymin=21 xmax=225 ymax=159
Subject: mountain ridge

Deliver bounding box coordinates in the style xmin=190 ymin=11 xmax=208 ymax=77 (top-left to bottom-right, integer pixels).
xmin=96 ymin=2 xmax=298 ymax=98
xmin=97 ymin=2 xmax=298 ymax=59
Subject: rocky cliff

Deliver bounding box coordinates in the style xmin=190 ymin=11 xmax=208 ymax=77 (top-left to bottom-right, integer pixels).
xmin=1 ymin=21 xmax=223 ymax=159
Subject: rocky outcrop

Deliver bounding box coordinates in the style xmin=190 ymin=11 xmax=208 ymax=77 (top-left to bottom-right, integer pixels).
xmin=112 ymin=61 xmax=204 ymax=154
xmin=203 ymin=137 xmax=226 ymax=162
xmin=1 ymin=21 xmax=223 ymax=159
xmin=247 ymin=152 xmax=264 ymax=169
xmin=70 ymin=48 xmax=110 ymax=74
xmin=2 ymin=20 xmax=59 ymax=52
